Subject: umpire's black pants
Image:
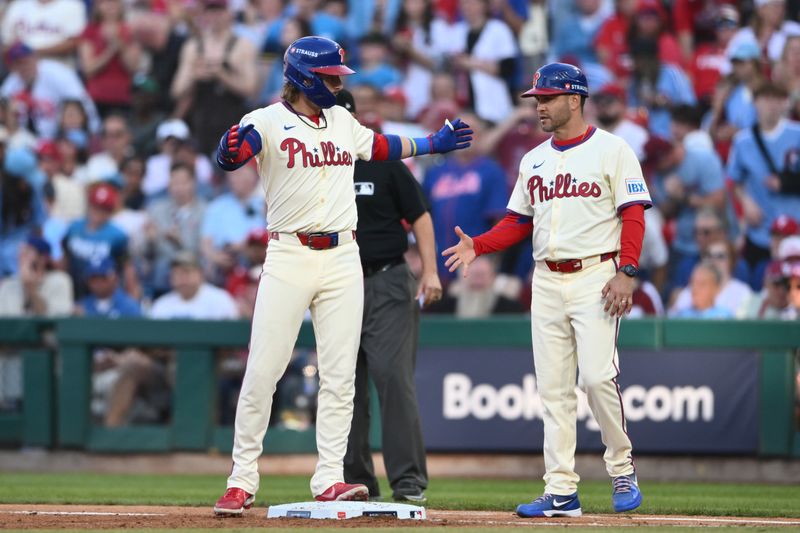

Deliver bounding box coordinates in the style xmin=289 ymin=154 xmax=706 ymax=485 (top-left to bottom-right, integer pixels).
xmin=344 ymin=261 xmax=428 ymax=498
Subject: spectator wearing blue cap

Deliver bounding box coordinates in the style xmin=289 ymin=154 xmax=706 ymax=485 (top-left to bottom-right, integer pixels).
xmin=0 ymin=236 xmax=73 ymax=316
xmin=721 ymin=39 xmax=765 ymax=130
xmin=76 ymin=256 xmax=141 ymax=318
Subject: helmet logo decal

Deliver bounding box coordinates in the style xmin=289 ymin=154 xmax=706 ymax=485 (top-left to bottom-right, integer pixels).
xmin=292 ymin=47 xmax=319 ymax=57
xmin=565 ymin=83 xmax=571 ymax=89
xmin=339 ymin=48 xmax=346 ymax=63
xmin=533 ymin=71 xmax=541 ymax=86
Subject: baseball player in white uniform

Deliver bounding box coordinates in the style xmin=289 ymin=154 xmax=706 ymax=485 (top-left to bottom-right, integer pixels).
xmin=212 ymin=36 xmax=472 ymax=515
xmin=443 ymin=63 xmax=651 ymax=517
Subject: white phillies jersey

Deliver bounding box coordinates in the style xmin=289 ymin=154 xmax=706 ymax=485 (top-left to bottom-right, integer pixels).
xmin=241 ymin=102 xmax=375 ymax=234
xmin=507 ymin=127 xmax=652 ymax=262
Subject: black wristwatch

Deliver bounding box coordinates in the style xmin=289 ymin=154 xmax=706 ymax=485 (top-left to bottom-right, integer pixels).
xmin=619 ymin=264 xmax=639 ymax=278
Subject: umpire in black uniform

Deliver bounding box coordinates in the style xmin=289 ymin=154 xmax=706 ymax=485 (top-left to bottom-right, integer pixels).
xmin=337 ymin=90 xmax=442 ymax=503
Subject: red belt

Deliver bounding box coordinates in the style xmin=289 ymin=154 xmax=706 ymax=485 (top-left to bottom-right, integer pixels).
xmin=544 ymin=252 xmax=616 ymax=273
xmin=269 ymin=231 xmax=356 ymax=250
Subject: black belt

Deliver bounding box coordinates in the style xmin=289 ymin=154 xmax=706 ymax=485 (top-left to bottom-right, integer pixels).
xmin=362 ymin=257 xmax=405 ymax=277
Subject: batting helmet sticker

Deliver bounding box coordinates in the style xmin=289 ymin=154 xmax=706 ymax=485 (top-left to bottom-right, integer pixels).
xmin=521 ymin=62 xmax=590 ymax=98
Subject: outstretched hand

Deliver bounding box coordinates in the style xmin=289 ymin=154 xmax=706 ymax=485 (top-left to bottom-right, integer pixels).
xmin=430 ymin=118 xmax=473 ymax=153
xmin=220 ymin=123 xmax=256 ymax=162
xmin=442 ymin=226 xmax=476 ymax=277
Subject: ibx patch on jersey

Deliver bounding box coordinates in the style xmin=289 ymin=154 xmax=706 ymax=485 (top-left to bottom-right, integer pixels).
xmin=625 ymin=178 xmax=648 ymax=195
xmin=354 ymin=182 xmax=374 ymax=195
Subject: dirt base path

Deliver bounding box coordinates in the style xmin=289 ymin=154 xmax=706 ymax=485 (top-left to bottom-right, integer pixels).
xmin=2 ymin=505 xmax=800 ymax=529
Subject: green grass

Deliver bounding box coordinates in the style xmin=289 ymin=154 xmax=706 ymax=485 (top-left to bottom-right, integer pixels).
xmin=0 ymin=529 xmax=789 ymax=533
xmin=0 ymin=473 xmax=799 ymax=518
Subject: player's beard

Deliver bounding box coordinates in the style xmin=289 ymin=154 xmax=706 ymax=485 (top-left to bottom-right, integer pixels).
xmin=540 ymin=106 xmax=571 ymax=133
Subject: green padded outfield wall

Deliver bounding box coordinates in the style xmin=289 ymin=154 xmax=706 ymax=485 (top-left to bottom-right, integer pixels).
xmin=0 ymin=318 xmax=796 ymax=456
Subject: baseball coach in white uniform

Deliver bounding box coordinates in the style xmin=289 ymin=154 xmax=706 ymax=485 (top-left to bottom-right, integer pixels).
xmin=442 ymin=62 xmax=651 ymax=518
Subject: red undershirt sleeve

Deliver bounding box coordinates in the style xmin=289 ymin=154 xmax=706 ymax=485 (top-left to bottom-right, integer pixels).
xmin=619 ymin=204 xmax=645 ymax=268
xmin=473 ymin=210 xmax=533 ymax=257
xmin=371 ymin=134 xmax=389 ymax=161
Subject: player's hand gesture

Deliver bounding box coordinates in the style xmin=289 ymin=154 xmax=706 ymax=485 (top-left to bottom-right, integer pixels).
xmin=430 ymin=118 xmax=473 ymax=153
xmin=442 ymin=226 xmax=476 ymax=277
xmin=220 ymin=123 xmax=255 ymax=161
xmin=217 ymin=123 xmax=261 ymax=170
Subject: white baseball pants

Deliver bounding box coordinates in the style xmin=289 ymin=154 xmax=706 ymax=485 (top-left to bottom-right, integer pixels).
xmin=227 ymin=235 xmax=364 ymax=497
xmin=531 ymin=258 xmax=634 ymax=496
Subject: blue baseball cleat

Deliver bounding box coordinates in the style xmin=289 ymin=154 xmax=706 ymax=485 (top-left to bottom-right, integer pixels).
xmin=612 ymin=473 xmax=642 ymax=512
xmin=516 ymin=492 xmax=582 ymax=518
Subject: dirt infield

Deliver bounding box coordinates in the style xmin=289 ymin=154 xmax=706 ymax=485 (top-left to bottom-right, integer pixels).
xmin=2 ymin=505 xmax=800 ymax=529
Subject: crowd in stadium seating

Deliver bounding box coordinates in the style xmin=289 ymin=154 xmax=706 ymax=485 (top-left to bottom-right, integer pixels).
xmin=1 ymin=0 xmax=800 ymax=323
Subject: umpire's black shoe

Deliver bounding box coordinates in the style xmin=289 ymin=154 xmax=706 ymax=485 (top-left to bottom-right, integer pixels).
xmin=393 ymin=487 xmax=427 ymax=504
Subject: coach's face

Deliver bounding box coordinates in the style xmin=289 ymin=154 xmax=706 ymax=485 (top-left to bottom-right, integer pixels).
xmin=534 ymin=94 xmax=574 ymax=132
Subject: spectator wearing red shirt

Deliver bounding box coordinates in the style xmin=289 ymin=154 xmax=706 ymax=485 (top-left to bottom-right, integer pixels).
xmin=595 ymin=0 xmax=637 ymax=79
xmin=595 ymin=0 xmax=681 ymax=81
xmin=224 ymin=227 xmax=268 ymax=320
xmin=78 ymin=0 xmax=142 ymax=118
xmin=673 ymin=0 xmax=737 ymax=65
xmin=690 ymin=5 xmax=741 ymax=106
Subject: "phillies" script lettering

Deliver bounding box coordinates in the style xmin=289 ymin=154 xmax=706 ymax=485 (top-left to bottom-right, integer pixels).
xmin=280 ymin=138 xmax=353 ymax=168
xmin=527 ymin=173 xmax=601 ymax=205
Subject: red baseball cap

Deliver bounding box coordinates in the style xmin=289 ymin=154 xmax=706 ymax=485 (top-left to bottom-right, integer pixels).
xmin=764 ymin=260 xmax=788 ymax=282
xmin=88 ymin=183 xmax=119 ymax=210
xmin=36 ymin=140 xmax=61 ymax=161
xmin=637 ymin=0 xmax=666 ymax=20
xmin=595 ymin=84 xmax=627 ymax=103
xmin=247 ymin=228 xmax=269 ymax=246
xmin=770 ymin=214 xmax=799 ymax=237
xmin=384 ymin=87 xmax=408 ymax=107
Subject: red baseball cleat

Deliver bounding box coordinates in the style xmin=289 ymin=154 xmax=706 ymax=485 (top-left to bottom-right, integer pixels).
xmin=315 ymin=482 xmax=369 ymax=502
xmin=213 ymin=487 xmax=255 ymax=516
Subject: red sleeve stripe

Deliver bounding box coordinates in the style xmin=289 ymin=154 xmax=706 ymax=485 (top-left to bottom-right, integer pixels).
xmin=371 ymin=133 xmax=389 ymax=161
xmin=617 ymin=199 xmax=652 ymax=214
xmin=619 ymin=204 xmax=645 ymax=269
xmin=473 ymin=210 xmax=533 ymax=256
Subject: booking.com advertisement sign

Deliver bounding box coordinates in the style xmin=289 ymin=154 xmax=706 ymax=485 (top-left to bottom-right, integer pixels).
xmin=415 ymin=349 xmax=759 ymax=453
